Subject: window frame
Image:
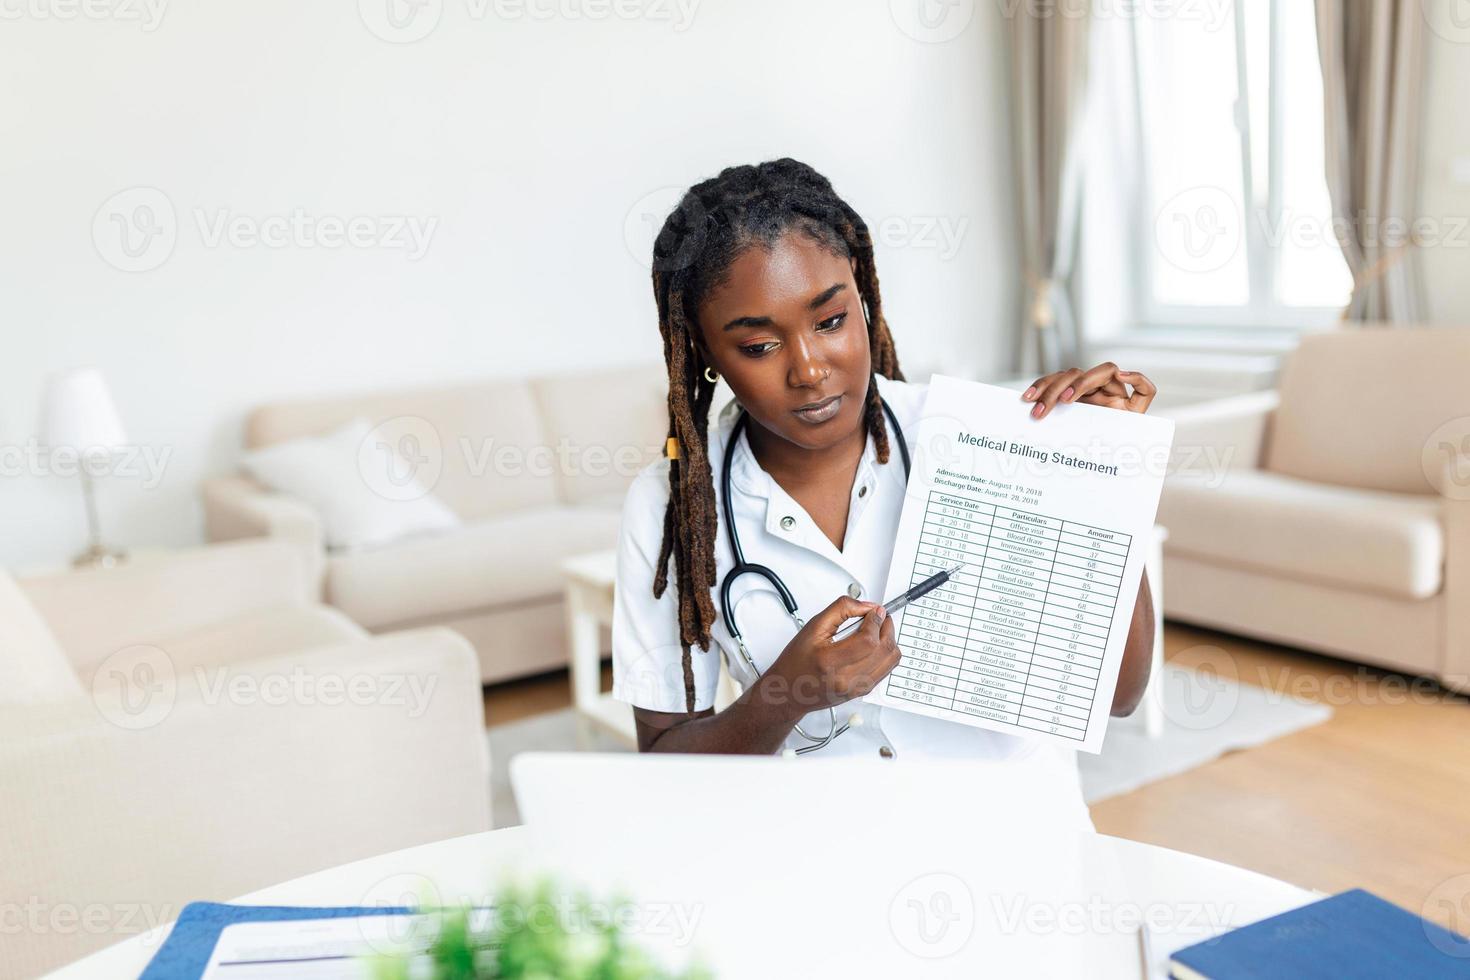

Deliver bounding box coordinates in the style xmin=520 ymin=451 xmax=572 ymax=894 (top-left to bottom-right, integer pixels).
xmin=1125 ymin=0 xmax=1347 ymax=333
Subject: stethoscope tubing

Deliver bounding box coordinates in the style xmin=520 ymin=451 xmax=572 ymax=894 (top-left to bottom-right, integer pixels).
xmin=716 ymin=389 xmax=911 ymax=753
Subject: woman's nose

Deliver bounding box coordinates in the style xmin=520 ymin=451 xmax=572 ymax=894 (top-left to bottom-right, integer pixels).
xmin=787 ymin=338 xmax=829 ymax=387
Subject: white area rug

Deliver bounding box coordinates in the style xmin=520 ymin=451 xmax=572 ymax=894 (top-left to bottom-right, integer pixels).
xmin=486 ymin=666 xmax=1332 ymax=829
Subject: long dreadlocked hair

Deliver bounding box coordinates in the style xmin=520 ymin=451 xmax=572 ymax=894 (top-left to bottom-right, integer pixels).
xmin=649 ymin=158 xmax=905 ymax=711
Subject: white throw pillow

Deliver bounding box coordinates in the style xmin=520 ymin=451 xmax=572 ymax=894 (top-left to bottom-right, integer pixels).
xmin=0 ymin=570 xmax=83 ymax=705
xmin=242 ymin=418 xmax=459 ymax=551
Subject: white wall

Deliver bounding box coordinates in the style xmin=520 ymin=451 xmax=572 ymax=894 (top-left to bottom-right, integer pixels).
xmin=1419 ymin=0 xmax=1470 ymax=324
xmin=0 ymin=0 xmax=1019 ymax=569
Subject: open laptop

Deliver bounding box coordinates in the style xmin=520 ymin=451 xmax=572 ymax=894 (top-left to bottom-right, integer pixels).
xmin=510 ymin=752 xmax=1132 ymax=978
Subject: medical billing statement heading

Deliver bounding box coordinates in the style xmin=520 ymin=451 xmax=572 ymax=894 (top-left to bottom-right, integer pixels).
xmin=866 ymin=376 xmax=1175 ymax=753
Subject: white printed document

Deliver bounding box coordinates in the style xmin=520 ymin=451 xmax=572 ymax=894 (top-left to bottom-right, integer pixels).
xmin=867 ymin=375 xmax=1175 ymax=753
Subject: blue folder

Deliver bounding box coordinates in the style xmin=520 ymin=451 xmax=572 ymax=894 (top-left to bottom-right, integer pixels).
xmin=1169 ymin=888 xmax=1470 ymax=979
xmin=139 ymin=901 xmax=411 ymax=979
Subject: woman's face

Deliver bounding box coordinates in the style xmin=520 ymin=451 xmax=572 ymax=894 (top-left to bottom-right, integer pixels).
xmin=695 ymin=230 xmax=872 ymax=453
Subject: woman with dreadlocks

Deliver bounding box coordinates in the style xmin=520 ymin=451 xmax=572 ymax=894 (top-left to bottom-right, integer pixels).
xmin=610 ymin=159 xmax=1157 ymax=796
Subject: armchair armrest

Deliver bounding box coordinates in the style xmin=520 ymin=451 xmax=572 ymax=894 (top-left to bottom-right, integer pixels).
xmin=1433 ymin=451 xmax=1470 ymax=693
xmin=1162 ymin=390 xmax=1279 ymax=486
xmin=202 ymin=475 xmax=325 ymax=590
xmin=0 ymin=627 xmax=490 ymax=979
xmin=19 ymin=539 xmax=315 ymax=677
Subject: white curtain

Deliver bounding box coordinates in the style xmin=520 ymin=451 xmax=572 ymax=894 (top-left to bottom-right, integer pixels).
xmin=1007 ymin=2 xmax=1091 ymax=373
xmin=1315 ymin=0 xmax=1427 ymax=324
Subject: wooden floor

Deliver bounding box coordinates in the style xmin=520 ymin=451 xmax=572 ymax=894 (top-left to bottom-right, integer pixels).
xmin=483 ymin=623 xmax=1470 ymax=932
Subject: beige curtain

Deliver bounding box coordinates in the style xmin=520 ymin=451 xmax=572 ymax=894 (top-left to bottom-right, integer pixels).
xmin=1315 ymin=0 xmax=1426 ymax=323
xmin=1007 ymin=3 xmax=1091 ymax=374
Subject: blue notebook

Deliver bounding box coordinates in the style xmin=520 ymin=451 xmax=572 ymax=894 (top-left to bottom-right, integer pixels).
xmin=1169 ymin=888 xmax=1470 ymax=979
xmin=139 ymin=901 xmax=411 ymax=979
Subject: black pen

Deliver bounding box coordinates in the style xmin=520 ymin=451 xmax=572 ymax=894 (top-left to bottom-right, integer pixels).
xmin=832 ymin=560 xmax=966 ymax=641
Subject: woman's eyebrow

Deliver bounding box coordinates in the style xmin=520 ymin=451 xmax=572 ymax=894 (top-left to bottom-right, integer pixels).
xmin=720 ymin=282 xmax=848 ymax=332
xmin=807 ymin=282 xmax=846 ymax=308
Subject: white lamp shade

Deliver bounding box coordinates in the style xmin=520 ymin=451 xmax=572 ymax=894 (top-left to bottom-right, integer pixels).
xmin=39 ymin=368 xmax=129 ymax=451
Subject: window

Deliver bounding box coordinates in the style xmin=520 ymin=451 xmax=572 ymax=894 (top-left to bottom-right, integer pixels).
xmin=1129 ymin=0 xmax=1352 ymax=327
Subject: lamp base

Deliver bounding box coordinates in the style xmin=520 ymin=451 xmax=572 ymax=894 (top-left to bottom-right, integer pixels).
xmin=72 ymin=543 xmax=127 ymax=570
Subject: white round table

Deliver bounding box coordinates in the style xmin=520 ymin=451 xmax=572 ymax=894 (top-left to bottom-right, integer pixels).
xmin=43 ymin=828 xmax=1316 ymax=979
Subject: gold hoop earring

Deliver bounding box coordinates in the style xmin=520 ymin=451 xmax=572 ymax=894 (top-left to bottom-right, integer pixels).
xmin=703 ymin=366 xmax=719 ymax=383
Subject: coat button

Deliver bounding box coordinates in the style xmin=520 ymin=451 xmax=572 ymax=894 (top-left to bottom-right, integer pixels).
xmin=858 ymin=485 xmax=868 ymax=498
xmin=779 ymin=516 xmax=795 ymax=530
xmin=878 ymin=746 xmax=895 ymax=759
xmin=847 ymin=582 xmax=862 ymax=598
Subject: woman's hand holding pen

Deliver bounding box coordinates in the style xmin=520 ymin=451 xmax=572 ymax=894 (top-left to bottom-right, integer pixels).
xmin=1021 ymin=361 xmax=1158 ymax=420
xmin=765 ymin=595 xmax=900 ymax=718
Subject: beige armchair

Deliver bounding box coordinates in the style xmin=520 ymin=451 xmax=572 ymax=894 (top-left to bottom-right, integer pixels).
xmin=1157 ymin=327 xmax=1469 ymax=693
xmin=0 ymin=540 xmax=491 ymax=979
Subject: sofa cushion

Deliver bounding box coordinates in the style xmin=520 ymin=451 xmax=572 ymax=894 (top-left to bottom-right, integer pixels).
xmin=1159 ymin=469 xmax=1443 ymax=600
xmin=242 ymin=418 xmax=460 ymax=551
xmin=247 ymin=380 xmax=559 ymax=521
xmin=529 ymin=364 xmax=667 ymax=507
xmin=326 ymin=506 xmax=624 ymax=629
xmin=1264 ymin=328 xmax=1470 ymax=494
xmin=134 ymin=604 xmax=369 ymax=683
xmin=0 ymin=570 xmax=82 ymax=704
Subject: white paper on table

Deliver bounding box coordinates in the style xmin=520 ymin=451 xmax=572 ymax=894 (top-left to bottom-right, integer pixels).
xmin=201 ymin=913 xmax=430 ymax=979
xmin=866 ymin=375 xmax=1175 ymax=753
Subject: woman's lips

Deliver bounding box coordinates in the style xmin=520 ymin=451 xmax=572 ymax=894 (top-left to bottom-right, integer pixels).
xmin=792 ymin=394 xmax=843 ymax=424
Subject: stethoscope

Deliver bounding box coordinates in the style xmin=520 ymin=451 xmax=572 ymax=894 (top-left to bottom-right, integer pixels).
xmin=719 ymin=392 xmax=911 ymax=754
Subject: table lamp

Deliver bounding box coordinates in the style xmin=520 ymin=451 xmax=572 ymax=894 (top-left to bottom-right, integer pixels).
xmin=39 ymin=367 xmax=129 ymax=569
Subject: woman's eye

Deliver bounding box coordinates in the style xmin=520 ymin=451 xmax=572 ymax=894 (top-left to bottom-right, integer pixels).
xmin=739 ymin=341 xmax=777 ymax=357
xmin=817 ymin=312 xmax=847 ymax=332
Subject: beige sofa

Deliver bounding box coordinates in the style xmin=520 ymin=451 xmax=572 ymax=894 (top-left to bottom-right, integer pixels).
xmin=202 ymin=364 xmax=668 ymax=685
xmin=1157 ymin=327 xmax=1469 ymax=692
xmin=0 ymin=539 xmax=491 ymax=978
